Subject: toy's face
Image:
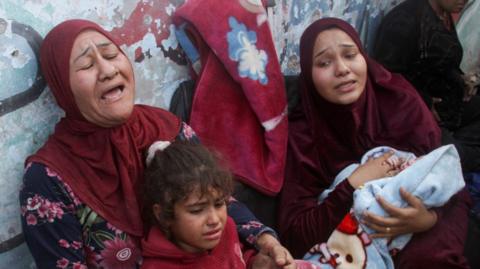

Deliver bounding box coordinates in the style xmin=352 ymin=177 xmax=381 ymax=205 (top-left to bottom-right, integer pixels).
xmin=325 ymin=230 xmax=367 ymax=269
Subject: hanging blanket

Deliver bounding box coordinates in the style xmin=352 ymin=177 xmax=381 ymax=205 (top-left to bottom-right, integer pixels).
xmin=173 ymin=0 xmax=288 ymax=195
xmin=304 ymin=145 xmax=465 ymax=269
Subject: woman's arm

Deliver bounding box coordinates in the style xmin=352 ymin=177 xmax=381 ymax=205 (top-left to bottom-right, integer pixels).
xmin=279 ymin=150 xmax=355 ymax=258
xmin=279 ymin=149 xmax=396 ymax=257
xmin=20 ymin=163 xmax=86 ymax=268
xmin=227 ymin=198 xmax=277 ymax=244
xmin=228 ymin=198 xmax=296 ymax=269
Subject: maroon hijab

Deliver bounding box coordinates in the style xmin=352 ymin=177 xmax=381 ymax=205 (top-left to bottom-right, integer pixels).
xmin=27 ymin=20 xmax=180 ymax=237
xmin=290 ymin=17 xmax=441 ymax=180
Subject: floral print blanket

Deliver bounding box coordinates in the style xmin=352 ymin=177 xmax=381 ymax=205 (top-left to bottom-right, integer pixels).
xmin=173 ymin=0 xmax=288 ymax=195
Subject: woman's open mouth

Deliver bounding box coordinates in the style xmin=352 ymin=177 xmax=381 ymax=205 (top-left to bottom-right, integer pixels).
xmin=334 ymin=80 xmax=356 ymax=92
xmin=101 ymin=85 xmax=125 ymax=103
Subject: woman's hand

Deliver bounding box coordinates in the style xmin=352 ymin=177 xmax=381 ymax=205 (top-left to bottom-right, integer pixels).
xmin=362 ymin=187 xmax=437 ymax=238
xmin=348 ymin=150 xmax=397 ymax=189
xmin=254 ymin=233 xmax=297 ymax=269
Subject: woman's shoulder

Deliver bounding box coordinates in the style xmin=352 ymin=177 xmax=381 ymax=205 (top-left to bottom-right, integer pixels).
xmin=23 ymin=162 xmax=58 ymax=189
xmin=24 ymin=162 xmax=60 ymax=184
xmin=21 ymin=162 xmax=82 ymax=207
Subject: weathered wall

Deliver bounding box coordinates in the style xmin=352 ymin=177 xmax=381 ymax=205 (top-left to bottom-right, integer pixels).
xmin=1 ymin=0 xmax=478 ymax=267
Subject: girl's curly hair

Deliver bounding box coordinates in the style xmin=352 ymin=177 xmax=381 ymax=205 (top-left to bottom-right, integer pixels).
xmin=142 ymin=141 xmax=233 ymax=235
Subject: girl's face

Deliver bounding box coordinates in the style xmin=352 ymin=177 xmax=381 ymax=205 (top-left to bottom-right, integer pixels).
xmin=169 ymin=187 xmax=228 ymax=253
xmin=311 ymin=28 xmax=367 ymax=105
xmin=69 ymin=30 xmax=135 ymax=127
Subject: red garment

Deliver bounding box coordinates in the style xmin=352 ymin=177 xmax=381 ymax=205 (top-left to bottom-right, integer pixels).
xmin=278 ymin=18 xmax=445 ymax=257
xmin=27 ymin=20 xmax=181 ymax=237
xmin=141 ymin=217 xmax=255 ymax=269
xmin=173 ymin=0 xmax=288 ymax=195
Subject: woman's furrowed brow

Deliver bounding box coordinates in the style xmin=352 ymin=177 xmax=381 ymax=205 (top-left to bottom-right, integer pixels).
xmin=73 ymin=41 xmax=113 ymax=63
xmin=73 ymin=46 xmax=91 ymax=63
xmin=314 ymin=48 xmax=329 ymax=59
xmin=96 ymin=41 xmax=113 ymax=48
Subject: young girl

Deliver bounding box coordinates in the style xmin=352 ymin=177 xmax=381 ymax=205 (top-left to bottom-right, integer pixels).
xmin=142 ymin=141 xmax=252 ymax=269
xmin=140 ymin=141 xmax=256 ymax=269
xmin=141 ymin=141 xmax=304 ymax=269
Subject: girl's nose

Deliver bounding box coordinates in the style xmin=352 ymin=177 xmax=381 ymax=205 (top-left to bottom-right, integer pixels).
xmin=206 ymin=208 xmax=221 ymax=226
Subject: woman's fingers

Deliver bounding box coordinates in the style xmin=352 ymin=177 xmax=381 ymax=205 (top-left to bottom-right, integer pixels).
xmin=272 ymin=246 xmax=286 ymax=265
xmin=364 ymin=188 xmax=437 ymax=236
xmin=386 ymin=169 xmax=400 ymax=177
xmin=375 ymin=195 xmax=405 ymax=217
xmin=363 ymin=211 xmax=399 ymax=227
xmin=363 ymin=219 xmax=400 ymax=238
xmin=399 ymin=187 xmax=423 ymax=208
xmin=370 ymin=233 xmax=390 ymax=239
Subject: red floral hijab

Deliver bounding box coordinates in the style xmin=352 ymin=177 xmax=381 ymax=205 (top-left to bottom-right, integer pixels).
xmin=290 ymin=17 xmax=441 ymax=180
xmin=27 ymin=19 xmax=180 ymax=237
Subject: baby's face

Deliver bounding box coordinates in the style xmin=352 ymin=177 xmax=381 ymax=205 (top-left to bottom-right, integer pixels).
xmin=169 ymin=187 xmax=228 ymax=253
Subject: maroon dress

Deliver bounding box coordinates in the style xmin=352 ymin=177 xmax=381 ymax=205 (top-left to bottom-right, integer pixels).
xmin=278 ymin=18 xmax=471 ymax=269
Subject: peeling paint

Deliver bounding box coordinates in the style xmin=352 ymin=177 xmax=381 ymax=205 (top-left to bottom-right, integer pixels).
xmin=0 ymin=18 xmax=12 ymax=38
xmin=0 ymin=18 xmax=6 ymax=29
xmin=160 ymin=24 xmax=178 ymax=51
xmin=0 ymin=19 xmax=41 ymax=103
xmin=131 ymin=32 xmax=163 ymax=59
xmin=2 ymin=45 xmax=31 ymax=69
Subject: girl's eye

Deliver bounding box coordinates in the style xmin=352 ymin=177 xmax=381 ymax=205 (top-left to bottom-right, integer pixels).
xmin=214 ymin=200 xmax=226 ymax=208
xmin=189 ymin=208 xmax=203 ymax=214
